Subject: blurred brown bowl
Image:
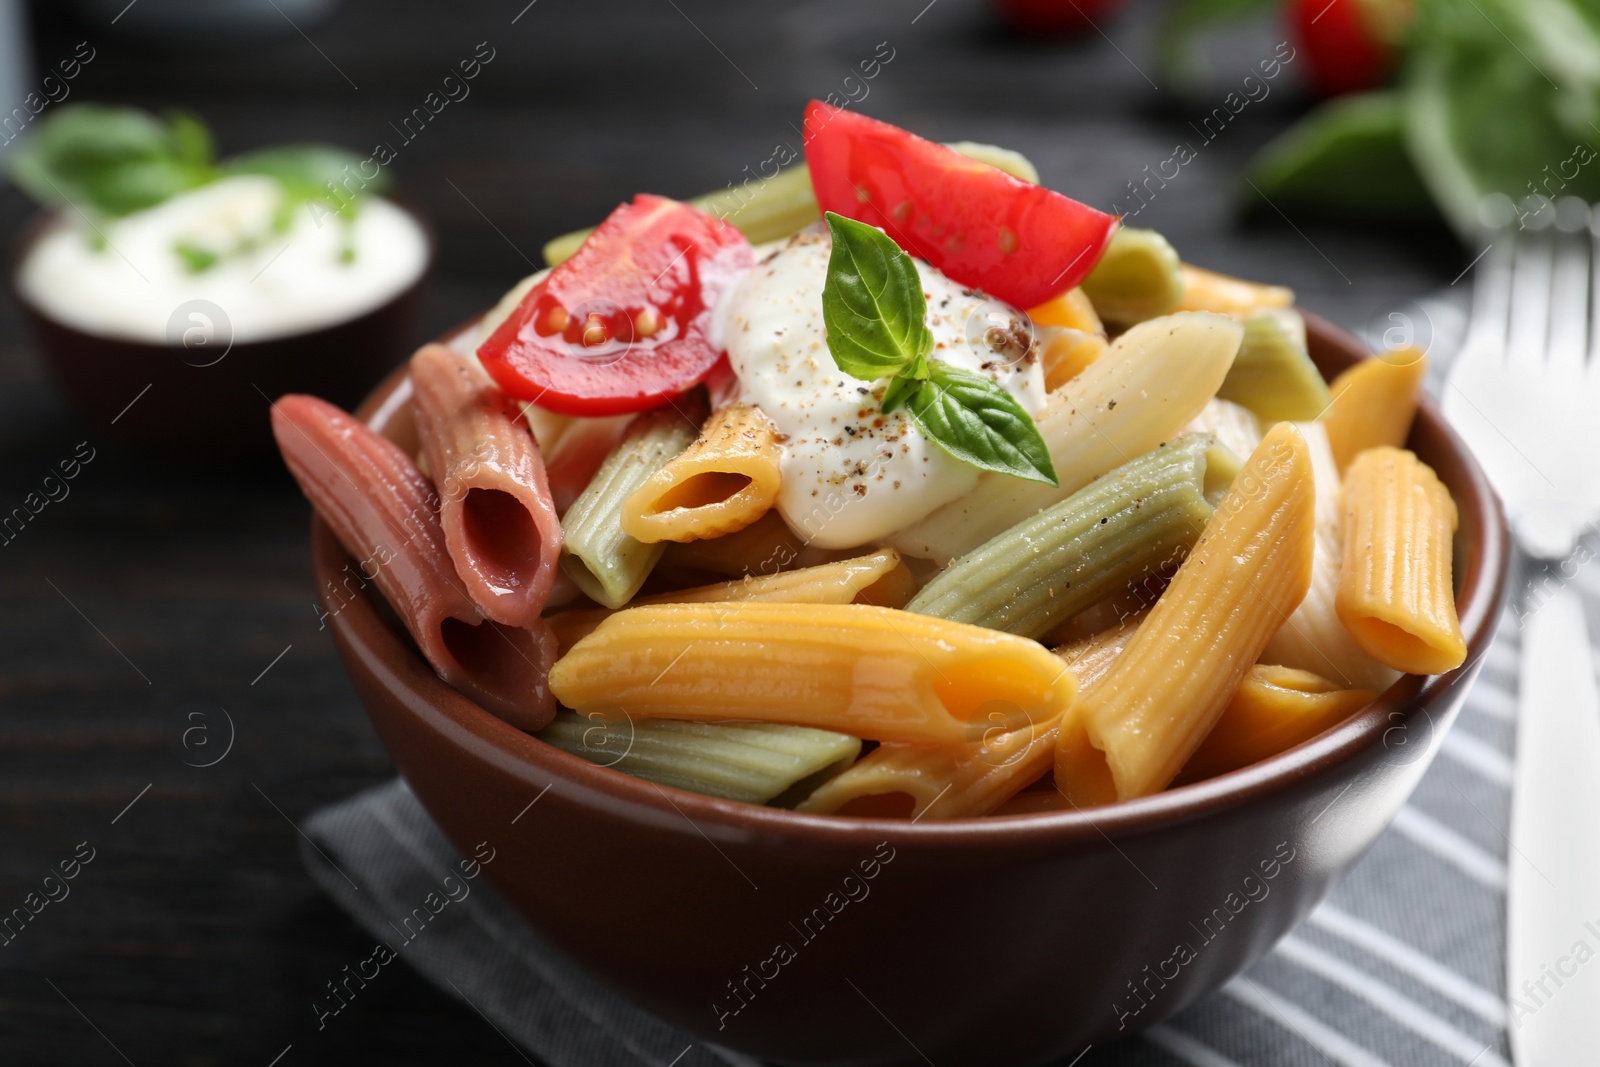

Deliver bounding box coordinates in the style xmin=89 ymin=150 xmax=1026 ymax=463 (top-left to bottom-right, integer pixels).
xmin=11 ymin=202 xmax=432 ymax=458
xmin=312 ymin=312 xmax=1509 ymax=1067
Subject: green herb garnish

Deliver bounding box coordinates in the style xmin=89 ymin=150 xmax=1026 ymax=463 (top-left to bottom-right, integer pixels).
xmin=821 ymin=212 xmax=1057 ymax=487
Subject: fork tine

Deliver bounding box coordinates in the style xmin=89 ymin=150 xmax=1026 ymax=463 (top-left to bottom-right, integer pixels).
xmin=1547 ymin=198 xmax=1590 ymax=381
xmin=1462 ymin=218 xmax=1514 ymax=372
xmin=1507 ymin=205 xmax=1555 ymax=377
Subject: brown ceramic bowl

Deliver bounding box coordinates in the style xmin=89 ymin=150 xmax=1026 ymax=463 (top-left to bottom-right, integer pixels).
xmin=11 ymin=202 xmax=431 ymax=458
xmin=312 ymin=311 xmax=1508 ymax=1067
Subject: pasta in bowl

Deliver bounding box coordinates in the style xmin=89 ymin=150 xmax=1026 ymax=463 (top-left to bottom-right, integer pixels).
xmin=286 ymin=104 xmax=1508 ymax=1066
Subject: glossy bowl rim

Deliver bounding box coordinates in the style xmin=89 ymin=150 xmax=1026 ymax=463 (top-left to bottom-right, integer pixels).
xmin=313 ymin=307 xmax=1511 ymax=852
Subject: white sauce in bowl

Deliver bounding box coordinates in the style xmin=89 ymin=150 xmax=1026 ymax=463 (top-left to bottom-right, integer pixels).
xmin=17 ymin=175 xmax=428 ymax=344
xmin=715 ymin=228 xmax=1047 ymax=549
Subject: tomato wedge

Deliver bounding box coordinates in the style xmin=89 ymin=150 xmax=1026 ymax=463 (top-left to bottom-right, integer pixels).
xmin=804 ymin=101 xmax=1118 ymax=309
xmin=477 ymin=195 xmax=753 ymax=415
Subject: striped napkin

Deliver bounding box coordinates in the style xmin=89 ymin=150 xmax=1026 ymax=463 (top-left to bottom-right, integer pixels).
xmin=301 ymin=290 xmax=1588 ymax=1066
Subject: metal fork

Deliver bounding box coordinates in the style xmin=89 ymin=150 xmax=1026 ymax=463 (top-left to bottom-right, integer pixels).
xmin=1442 ymin=195 xmax=1600 ymax=1066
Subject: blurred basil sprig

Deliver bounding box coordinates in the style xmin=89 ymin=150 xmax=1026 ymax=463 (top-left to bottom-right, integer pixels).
xmin=8 ymin=104 xmax=388 ymax=225
xmin=1165 ymin=0 xmax=1600 ymax=237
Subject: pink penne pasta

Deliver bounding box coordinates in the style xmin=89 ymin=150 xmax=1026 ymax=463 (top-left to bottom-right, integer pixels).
xmin=410 ymin=343 xmax=562 ymax=628
xmin=271 ymin=394 xmax=556 ymax=730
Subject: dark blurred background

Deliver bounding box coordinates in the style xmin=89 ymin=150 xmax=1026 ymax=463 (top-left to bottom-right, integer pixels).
xmin=0 ymin=0 xmax=1458 ymax=1063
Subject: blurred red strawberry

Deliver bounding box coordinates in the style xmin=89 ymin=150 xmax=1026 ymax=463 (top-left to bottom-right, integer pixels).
xmin=991 ymin=0 xmax=1129 ymax=36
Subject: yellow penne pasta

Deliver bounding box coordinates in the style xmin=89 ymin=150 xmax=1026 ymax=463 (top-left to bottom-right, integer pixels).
xmin=620 ymin=403 xmax=783 ymax=543
xmin=794 ymin=713 xmax=1061 ymax=819
xmin=890 ymin=312 xmax=1244 ymax=562
xmin=549 ymin=602 xmax=1077 ymax=745
xmin=1177 ymin=665 xmax=1376 ymax=784
xmin=656 ymin=510 xmax=848 ymax=584
xmin=1040 ymin=329 xmax=1108 ymax=391
xmin=1057 ymin=422 xmax=1316 ymax=803
xmin=547 ymin=549 xmax=911 ymax=654
xmin=1028 ymin=287 xmax=1103 ymax=334
xmin=1262 ymin=422 xmax=1402 ymax=691
xmin=1336 ymin=447 xmax=1465 ymax=675
xmin=1322 ymin=349 xmax=1428 ymax=472
xmin=1175 ymin=263 xmax=1294 ymax=317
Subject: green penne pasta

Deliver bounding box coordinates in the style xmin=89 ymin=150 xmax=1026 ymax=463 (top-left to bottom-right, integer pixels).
xmin=1216 ymin=308 xmax=1333 ymax=422
xmin=560 ymin=408 xmax=698 ymax=608
xmin=540 ymin=712 xmax=861 ymax=805
xmin=542 ymin=143 xmax=1041 ymax=267
xmin=1203 ymin=440 xmax=1243 ymax=507
xmin=1079 ymin=227 xmax=1184 ymax=328
xmin=904 ymin=434 xmax=1214 ymax=639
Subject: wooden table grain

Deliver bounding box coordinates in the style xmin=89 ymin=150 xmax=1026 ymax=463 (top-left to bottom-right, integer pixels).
xmin=0 ymin=0 xmax=1459 ymax=1062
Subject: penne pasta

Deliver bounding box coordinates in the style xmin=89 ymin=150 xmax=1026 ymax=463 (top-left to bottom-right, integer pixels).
xmin=548 ymin=549 xmax=912 ymax=653
xmin=1184 ymin=396 xmax=1262 ymax=463
xmin=271 ymin=394 xmax=556 ymax=730
xmin=518 ymin=404 xmax=635 ymax=515
xmin=1175 ymin=263 xmax=1294 ymax=316
xmin=890 ymin=312 xmax=1244 ymax=562
xmin=1322 ymin=348 xmax=1427 ymax=472
xmin=560 ymin=403 xmax=701 ymax=609
xmin=409 ymin=343 xmax=562 ymax=629
xmin=906 ymin=435 xmax=1213 ymax=640
xmin=1176 ymin=665 xmax=1377 ymax=784
xmin=1039 ymin=329 xmax=1108 ymax=391
xmin=549 ymin=602 xmax=1077 ymax=745
xmin=1057 ymin=422 xmax=1316 ymax=803
xmin=1027 ymin=286 xmax=1103 ymax=335
xmin=540 ymin=712 xmax=860 ymax=805
xmin=1079 ymin=227 xmax=1184 ymax=328
xmin=1216 ymin=309 xmax=1332 ymax=422
xmin=794 ymin=710 xmax=1061 ymax=819
xmin=1261 ymin=422 xmax=1402 ymax=691
xmin=656 ymin=509 xmax=852 ymax=584
xmin=1336 ymin=446 xmax=1466 ymax=675
xmin=620 ymin=403 xmax=782 ymax=543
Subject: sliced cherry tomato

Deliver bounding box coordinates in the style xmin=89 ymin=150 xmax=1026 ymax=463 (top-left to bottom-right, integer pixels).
xmin=478 ymin=195 xmax=753 ymax=416
xmin=1292 ymin=0 xmax=1389 ymax=98
xmin=804 ymin=101 xmax=1118 ymax=309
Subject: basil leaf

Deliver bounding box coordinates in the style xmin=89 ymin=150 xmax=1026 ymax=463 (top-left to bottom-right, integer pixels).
xmin=880 ymin=373 xmax=917 ymax=414
xmin=821 ymin=211 xmax=933 ymax=380
xmin=8 ymin=104 xmax=215 ymax=216
xmin=902 ymin=362 xmax=1058 ymax=487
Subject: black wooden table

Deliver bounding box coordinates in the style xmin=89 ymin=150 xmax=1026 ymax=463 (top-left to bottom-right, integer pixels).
xmin=0 ymin=0 xmax=1460 ymax=1062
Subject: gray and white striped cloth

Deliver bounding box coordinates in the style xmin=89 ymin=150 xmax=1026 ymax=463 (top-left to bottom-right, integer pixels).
xmin=303 ymin=291 xmax=1595 ymax=1066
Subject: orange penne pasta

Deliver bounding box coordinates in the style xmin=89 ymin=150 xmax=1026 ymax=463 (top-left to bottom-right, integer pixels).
xmin=657 ymin=510 xmax=852 ymax=583
xmin=1040 ymin=329 xmax=1108 ymax=391
xmin=547 ymin=549 xmax=912 ymax=654
xmin=1177 ymin=665 xmax=1376 ymax=784
xmin=1058 ymin=422 xmax=1316 ymax=803
xmin=1028 ymin=287 xmax=1103 ymax=334
xmin=271 ymin=394 xmax=556 ymax=730
xmin=1336 ymin=447 xmax=1466 ymax=675
xmin=1322 ymin=349 xmax=1427 ymax=472
xmin=549 ymin=602 xmax=1076 ymax=745
xmin=1175 ymin=263 xmax=1294 ymax=316
xmin=621 ymin=403 xmax=782 ymax=543
xmin=410 ymin=343 xmax=562 ymax=629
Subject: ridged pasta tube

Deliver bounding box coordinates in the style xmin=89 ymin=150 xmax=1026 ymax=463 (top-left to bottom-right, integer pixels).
xmin=559 ymin=404 xmax=700 ymax=608
xmin=271 ymin=395 xmax=557 ymax=730
xmin=905 ymin=435 xmax=1214 ymax=640
xmin=620 ymin=403 xmax=782 ymax=543
xmin=540 ymin=713 xmax=860 ymax=805
xmin=1079 ymin=227 xmax=1184 ymax=327
xmin=1322 ymin=349 xmax=1427 ymax=472
xmin=1057 ymin=422 xmax=1316 ymax=803
xmin=550 ymin=602 xmax=1078 ymax=745
xmin=1336 ymin=446 xmax=1465 ymax=674
xmin=890 ymin=312 xmax=1244 ymax=562
xmin=409 ymin=343 xmax=562 ymax=629
xmin=1175 ymin=263 xmax=1294 ymax=316
xmin=1217 ymin=309 xmax=1332 ymax=422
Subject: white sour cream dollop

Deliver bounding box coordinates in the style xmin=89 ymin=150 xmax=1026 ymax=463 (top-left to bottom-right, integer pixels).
xmin=18 ymin=174 xmax=428 ymax=344
xmin=715 ymin=228 xmax=1047 ymax=549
